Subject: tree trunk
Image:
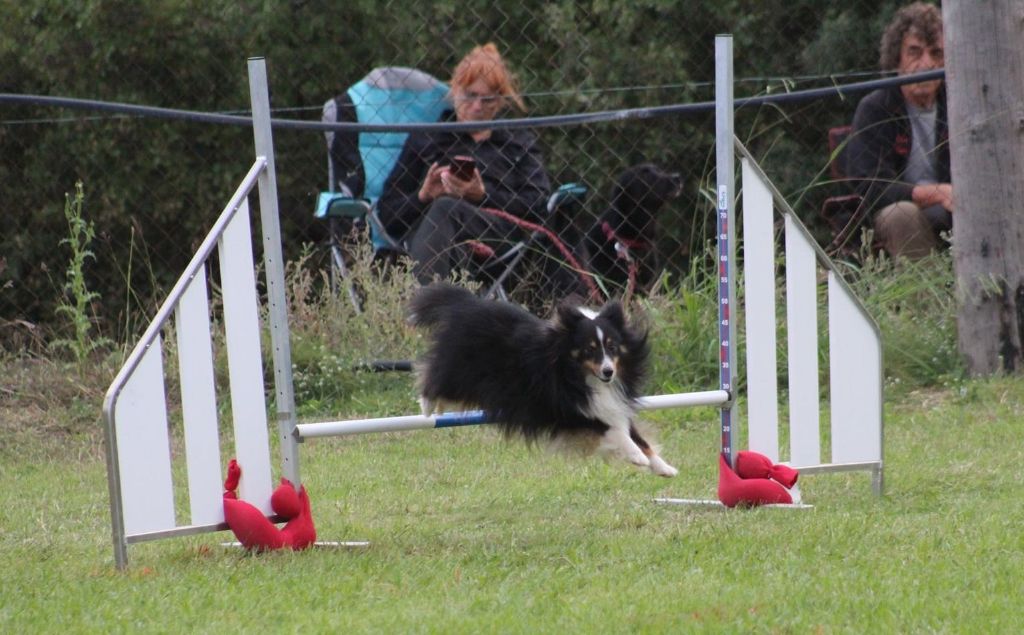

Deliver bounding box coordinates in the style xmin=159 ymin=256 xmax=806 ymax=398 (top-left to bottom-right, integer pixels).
xmin=944 ymin=1 xmax=1024 ymax=375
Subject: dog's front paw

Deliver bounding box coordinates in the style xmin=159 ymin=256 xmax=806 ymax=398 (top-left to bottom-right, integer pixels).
xmin=648 ymin=455 xmax=678 ymax=478
xmin=625 ymin=448 xmax=651 ymax=468
xmin=419 ymin=397 xmax=435 ymax=417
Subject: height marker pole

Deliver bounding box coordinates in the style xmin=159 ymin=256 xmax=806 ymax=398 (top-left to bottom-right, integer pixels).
xmin=715 ymin=36 xmax=740 ymax=467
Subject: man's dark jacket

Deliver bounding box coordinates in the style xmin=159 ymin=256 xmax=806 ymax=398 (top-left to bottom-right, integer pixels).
xmin=846 ymin=85 xmax=950 ymax=213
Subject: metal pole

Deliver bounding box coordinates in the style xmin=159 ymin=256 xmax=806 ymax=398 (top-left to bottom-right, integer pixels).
xmin=298 ymin=411 xmax=490 ymax=439
xmin=247 ymin=58 xmax=301 ymax=485
xmin=715 ymin=36 xmax=739 ymax=468
xmin=296 ymin=390 xmax=730 ymax=440
xmin=103 ymin=408 xmax=128 ymax=569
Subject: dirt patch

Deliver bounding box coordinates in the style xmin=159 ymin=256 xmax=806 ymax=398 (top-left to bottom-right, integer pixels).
xmin=0 ymin=357 xmax=108 ymax=461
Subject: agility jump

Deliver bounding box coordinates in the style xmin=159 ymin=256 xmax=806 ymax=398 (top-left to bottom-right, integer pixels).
xmin=103 ymin=40 xmax=882 ymax=569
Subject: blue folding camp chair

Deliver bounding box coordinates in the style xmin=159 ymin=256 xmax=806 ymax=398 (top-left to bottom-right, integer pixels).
xmin=316 ymin=66 xmax=591 ymax=309
xmin=316 ymin=67 xmax=449 ymax=305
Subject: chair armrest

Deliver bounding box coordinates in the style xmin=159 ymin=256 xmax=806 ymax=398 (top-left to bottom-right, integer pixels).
xmin=546 ymin=182 xmax=589 ymax=215
xmin=821 ymin=194 xmax=862 ymax=220
xmin=821 ymin=194 xmax=865 ymax=237
xmin=314 ymin=192 xmax=372 ymax=219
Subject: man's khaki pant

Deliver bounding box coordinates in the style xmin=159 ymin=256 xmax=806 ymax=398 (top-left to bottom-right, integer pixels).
xmin=874 ymin=202 xmax=951 ymax=259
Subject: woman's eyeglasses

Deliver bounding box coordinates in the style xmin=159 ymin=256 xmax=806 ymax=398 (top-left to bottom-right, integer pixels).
xmin=457 ymin=92 xmax=503 ymax=106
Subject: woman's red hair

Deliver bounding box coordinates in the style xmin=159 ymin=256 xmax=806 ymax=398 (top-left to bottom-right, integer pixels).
xmin=451 ymin=43 xmax=526 ymax=112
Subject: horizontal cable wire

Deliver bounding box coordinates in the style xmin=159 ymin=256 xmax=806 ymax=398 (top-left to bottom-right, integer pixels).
xmin=0 ymin=69 xmax=943 ymax=133
xmin=0 ymin=69 xmax=892 ymax=125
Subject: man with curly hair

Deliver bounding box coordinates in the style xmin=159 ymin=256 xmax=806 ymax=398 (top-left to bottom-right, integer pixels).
xmin=847 ymin=2 xmax=952 ymax=259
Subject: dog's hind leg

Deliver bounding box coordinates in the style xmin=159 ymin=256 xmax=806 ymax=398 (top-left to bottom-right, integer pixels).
xmin=629 ymin=423 xmax=678 ymax=478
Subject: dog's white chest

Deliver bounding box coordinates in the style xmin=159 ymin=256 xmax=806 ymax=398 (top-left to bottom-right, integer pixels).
xmin=583 ymin=378 xmax=633 ymax=428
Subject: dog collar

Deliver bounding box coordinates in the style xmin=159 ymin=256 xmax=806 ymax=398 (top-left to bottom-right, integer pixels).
xmin=601 ymin=221 xmax=650 ymax=250
xmin=601 ymin=221 xmax=650 ymax=263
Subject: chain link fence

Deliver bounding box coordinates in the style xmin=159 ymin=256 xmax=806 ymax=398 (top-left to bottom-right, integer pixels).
xmin=1 ymin=0 xmax=917 ymax=351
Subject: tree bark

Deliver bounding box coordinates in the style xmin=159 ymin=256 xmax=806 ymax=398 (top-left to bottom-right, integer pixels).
xmin=944 ymin=1 xmax=1024 ymax=375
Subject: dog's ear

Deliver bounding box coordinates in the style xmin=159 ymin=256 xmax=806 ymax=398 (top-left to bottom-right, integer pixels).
xmin=597 ymin=301 xmax=626 ymax=329
xmin=553 ymin=300 xmax=584 ymax=330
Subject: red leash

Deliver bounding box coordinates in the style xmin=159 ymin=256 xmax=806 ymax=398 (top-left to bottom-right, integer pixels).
xmin=600 ymin=221 xmax=650 ymax=250
xmin=478 ymin=206 xmax=602 ymax=302
xmin=600 ymin=221 xmax=646 ymax=304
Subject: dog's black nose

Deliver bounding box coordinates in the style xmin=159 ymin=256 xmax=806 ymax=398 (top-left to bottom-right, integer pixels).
xmin=669 ymin=173 xmax=683 ymax=196
xmin=600 ymin=367 xmax=615 ymax=381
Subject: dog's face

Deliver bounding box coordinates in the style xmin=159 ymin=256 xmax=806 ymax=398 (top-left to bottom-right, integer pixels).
xmin=611 ymin=163 xmax=683 ymax=221
xmin=557 ymin=301 xmax=629 ymax=383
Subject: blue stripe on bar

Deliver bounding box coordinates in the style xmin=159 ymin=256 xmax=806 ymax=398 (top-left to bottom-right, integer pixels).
xmin=434 ymin=410 xmax=490 ymax=428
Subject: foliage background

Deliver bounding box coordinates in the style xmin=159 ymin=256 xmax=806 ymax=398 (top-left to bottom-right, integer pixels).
xmin=1 ymin=0 xmax=912 ymax=347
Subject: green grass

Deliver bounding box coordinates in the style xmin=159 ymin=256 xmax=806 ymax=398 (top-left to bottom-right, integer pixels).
xmin=4 ymin=240 xmax=1019 ymax=632
xmin=3 ymin=366 xmax=1024 ymax=632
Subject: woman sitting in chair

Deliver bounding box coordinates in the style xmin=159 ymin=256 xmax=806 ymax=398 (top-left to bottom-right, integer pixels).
xmin=377 ymin=42 xmax=551 ymax=284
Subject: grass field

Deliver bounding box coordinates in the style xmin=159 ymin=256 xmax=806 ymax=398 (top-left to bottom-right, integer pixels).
xmin=3 ymin=357 xmax=1023 ymax=632
xmin=3 ymin=242 xmax=1018 ymax=632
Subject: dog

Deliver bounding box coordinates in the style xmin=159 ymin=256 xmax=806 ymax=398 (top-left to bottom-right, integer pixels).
xmin=407 ymin=283 xmax=677 ymax=476
xmin=581 ymin=163 xmax=683 ymax=297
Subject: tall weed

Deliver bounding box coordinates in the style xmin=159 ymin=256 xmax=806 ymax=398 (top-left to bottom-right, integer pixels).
xmin=284 ymin=240 xmax=423 ymax=414
xmin=50 ymin=182 xmax=111 ymax=364
xmin=643 ymin=260 xmax=722 ymax=395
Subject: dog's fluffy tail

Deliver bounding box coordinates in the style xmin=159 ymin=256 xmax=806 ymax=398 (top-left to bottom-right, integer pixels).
xmin=407 ymin=283 xmax=477 ymax=329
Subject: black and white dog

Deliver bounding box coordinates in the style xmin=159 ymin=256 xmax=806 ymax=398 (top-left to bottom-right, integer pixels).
xmin=408 ymin=283 xmax=677 ymax=476
xmin=582 ymin=163 xmax=683 ymax=296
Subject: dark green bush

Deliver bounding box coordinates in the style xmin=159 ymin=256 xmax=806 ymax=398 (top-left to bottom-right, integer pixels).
xmin=2 ymin=0 xmax=907 ymax=348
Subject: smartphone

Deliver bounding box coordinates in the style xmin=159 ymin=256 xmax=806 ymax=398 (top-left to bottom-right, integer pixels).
xmin=449 ymin=155 xmax=476 ymax=181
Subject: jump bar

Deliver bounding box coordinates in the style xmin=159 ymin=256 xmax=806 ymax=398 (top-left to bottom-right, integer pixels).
xmin=295 ymin=390 xmax=729 ymax=440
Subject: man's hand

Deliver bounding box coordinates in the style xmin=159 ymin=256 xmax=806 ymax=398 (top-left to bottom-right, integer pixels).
xmin=912 ymin=182 xmax=954 ymax=213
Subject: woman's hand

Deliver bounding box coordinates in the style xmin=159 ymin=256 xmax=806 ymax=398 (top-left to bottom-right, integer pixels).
xmin=417 ymin=162 xmax=446 ymax=203
xmin=440 ymin=166 xmax=485 ymax=203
